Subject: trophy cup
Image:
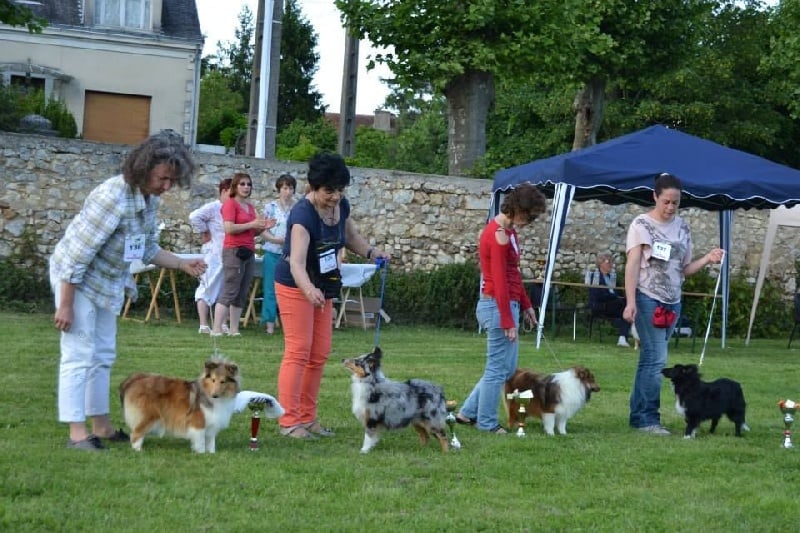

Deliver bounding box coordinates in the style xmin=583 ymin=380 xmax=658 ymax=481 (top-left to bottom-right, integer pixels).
xmin=506 ymin=389 xmax=534 ymax=437
xmin=444 ymin=400 xmax=462 ymax=450
xmin=247 ymin=398 xmax=268 ymax=451
xmin=779 ymin=399 xmax=798 ymax=449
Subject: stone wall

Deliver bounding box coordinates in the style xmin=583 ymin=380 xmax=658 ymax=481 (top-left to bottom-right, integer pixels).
xmin=3 ymin=132 xmax=800 ymax=292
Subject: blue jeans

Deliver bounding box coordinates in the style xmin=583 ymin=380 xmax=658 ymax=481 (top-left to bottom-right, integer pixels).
xmin=629 ymin=291 xmax=680 ymax=428
xmin=261 ymin=251 xmax=281 ymax=323
xmin=461 ymin=298 xmax=520 ymax=431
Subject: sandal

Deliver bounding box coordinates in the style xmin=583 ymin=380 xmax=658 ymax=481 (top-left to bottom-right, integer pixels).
xmin=280 ymin=425 xmax=317 ymax=439
xmin=455 ymin=414 xmax=476 ymax=426
xmin=305 ymin=421 xmax=335 ymax=437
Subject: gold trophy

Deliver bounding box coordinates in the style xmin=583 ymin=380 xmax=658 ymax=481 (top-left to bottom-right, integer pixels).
xmin=445 ymin=400 xmax=462 ymax=450
xmin=506 ymin=389 xmax=534 ymax=437
xmin=779 ymin=399 xmax=798 ymax=449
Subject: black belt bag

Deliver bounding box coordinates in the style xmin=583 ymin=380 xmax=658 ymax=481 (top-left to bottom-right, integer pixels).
xmin=235 ymin=246 xmax=254 ymax=261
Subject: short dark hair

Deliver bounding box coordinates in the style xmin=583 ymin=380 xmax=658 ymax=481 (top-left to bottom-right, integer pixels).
xmin=654 ymin=172 xmax=682 ymax=195
xmin=500 ymin=183 xmax=547 ymax=221
xmin=218 ymin=178 xmax=233 ymax=194
xmin=307 ymin=152 xmax=351 ymax=190
xmin=275 ymin=173 xmax=297 ymax=192
xmin=122 ymin=129 xmax=194 ymax=189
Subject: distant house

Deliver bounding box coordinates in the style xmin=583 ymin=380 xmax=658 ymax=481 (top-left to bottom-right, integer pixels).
xmin=325 ymin=109 xmax=397 ymax=134
xmin=0 ymin=0 xmax=203 ymax=145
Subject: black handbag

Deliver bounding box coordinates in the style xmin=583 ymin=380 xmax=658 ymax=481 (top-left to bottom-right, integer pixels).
xmin=235 ymin=246 xmax=254 ymax=261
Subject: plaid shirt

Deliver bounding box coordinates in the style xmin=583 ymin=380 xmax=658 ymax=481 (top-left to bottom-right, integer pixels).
xmin=49 ymin=175 xmax=161 ymax=314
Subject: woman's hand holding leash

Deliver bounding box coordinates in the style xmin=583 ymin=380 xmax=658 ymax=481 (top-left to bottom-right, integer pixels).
xmin=706 ymin=248 xmax=724 ymax=265
xmin=522 ymin=307 xmax=538 ymax=331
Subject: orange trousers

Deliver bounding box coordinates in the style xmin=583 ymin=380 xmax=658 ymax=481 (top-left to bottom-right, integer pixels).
xmin=275 ymin=283 xmax=333 ymax=428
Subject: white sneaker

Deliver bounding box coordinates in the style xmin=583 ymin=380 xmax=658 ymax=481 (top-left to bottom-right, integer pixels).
xmin=638 ymin=425 xmax=670 ymax=436
xmin=198 ymin=325 xmax=211 ymax=334
xmin=617 ymin=337 xmax=631 ymax=347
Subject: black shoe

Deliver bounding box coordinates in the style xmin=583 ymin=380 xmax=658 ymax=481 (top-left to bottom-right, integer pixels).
xmin=455 ymin=414 xmax=476 ymax=426
xmin=67 ymin=435 xmax=107 ymax=451
xmin=102 ymin=429 xmax=129 ymax=443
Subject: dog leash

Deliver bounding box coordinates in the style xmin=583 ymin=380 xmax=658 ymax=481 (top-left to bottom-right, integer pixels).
xmin=536 ymin=330 xmax=563 ymax=369
xmin=698 ymin=251 xmax=725 ymax=367
xmin=373 ymin=257 xmax=389 ymax=348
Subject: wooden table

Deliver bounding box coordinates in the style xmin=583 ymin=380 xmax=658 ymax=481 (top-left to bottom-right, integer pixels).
xmin=122 ymin=253 xmax=203 ymax=323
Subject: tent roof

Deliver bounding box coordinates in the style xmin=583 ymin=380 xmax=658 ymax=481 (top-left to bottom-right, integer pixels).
xmin=493 ymin=125 xmax=800 ymax=211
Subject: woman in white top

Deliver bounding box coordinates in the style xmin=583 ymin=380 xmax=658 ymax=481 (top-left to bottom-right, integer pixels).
xmin=260 ymin=174 xmax=297 ymax=334
xmin=189 ymin=178 xmax=232 ymax=333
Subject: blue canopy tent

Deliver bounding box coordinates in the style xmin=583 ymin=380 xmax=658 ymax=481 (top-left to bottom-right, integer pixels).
xmin=492 ymin=125 xmax=800 ymax=348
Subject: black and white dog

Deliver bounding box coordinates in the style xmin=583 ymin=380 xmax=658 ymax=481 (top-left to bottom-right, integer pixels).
xmin=342 ymin=347 xmax=450 ymax=453
xmin=661 ymin=363 xmax=748 ymax=438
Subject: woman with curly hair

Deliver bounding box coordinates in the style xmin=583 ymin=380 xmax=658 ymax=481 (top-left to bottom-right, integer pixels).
xmin=50 ymin=130 xmax=207 ymax=451
xmin=456 ymin=183 xmax=547 ymax=434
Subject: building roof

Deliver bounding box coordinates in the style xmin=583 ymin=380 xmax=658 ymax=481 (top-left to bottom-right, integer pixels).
xmin=26 ymin=0 xmax=202 ymax=42
xmin=161 ymin=0 xmax=202 ymax=40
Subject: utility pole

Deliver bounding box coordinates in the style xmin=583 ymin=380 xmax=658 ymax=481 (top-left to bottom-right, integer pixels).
xmin=246 ymin=0 xmax=283 ymax=158
xmin=338 ymin=30 xmax=359 ymax=157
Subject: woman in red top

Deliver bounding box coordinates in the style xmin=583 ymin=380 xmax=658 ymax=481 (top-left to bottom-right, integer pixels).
xmin=212 ymin=173 xmax=272 ymax=336
xmin=456 ymin=184 xmax=546 ymax=433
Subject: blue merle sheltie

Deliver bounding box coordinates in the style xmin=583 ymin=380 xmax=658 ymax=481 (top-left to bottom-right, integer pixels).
xmin=342 ymin=347 xmax=450 ymax=453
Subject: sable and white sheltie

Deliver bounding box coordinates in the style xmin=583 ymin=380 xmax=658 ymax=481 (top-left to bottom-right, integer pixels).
xmin=505 ymin=366 xmax=600 ymax=435
xmin=119 ymin=357 xmax=241 ymax=453
xmin=342 ymin=347 xmax=450 ymax=453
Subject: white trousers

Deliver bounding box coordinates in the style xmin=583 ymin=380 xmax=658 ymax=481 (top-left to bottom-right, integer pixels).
xmin=53 ymin=282 xmax=117 ymax=422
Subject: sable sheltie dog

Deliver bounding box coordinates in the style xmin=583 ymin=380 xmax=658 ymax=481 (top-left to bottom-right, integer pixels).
xmin=119 ymin=357 xmax=241 ymax=453
xmin=661 ymin=363 xmax=748 ymax=438
xmin=342 ymin=347 xmax=449 ymax=454
xmin=505 ymin=366 xmax=600 ymax=435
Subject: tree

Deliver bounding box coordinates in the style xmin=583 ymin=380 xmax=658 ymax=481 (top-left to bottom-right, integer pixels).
xmin=0 ymin=0 xmax=46 ymax=32
xmin=480 ymin=0 xmax=800 ymax=175
xmin=566 ymin=0 xmax=716 ymax=150
xmin=209 ymin=6 xmax=255 ymax=112
xmin=336 ymin=0 xmax=586 ymax=176
xmin=196 ymin=71 xmax=246 ymax=148
xmin=278 ymin=0 xmax=325 ymax=129
xmin=762 ymin=0 xmax=800 ymax=120
xmin=198 ymin=1 xmax=325 ymax=147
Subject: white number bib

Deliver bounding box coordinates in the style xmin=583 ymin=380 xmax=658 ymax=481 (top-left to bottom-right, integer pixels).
xmin=318 ymin=248 xmax=337 ymax=274
xmin=652 ymin=240 xmax=672 ymax=261
xmin=124 ymin=234 xmax=145 ymax=262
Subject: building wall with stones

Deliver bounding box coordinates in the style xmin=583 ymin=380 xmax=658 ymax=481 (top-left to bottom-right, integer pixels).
xmin=3 ymin=132 xmax=800 ymax=293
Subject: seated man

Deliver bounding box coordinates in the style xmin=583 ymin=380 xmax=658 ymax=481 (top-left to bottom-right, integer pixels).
xmin=586 ymin=252 xmax=632 ymax=347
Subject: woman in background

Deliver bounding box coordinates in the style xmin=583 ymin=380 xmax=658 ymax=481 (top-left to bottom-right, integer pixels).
xmin=211 ymin=172 xmax=272 ymax=337
xmin=260 ymin=173 xmax=297 ymax=334
xmin=189 ymin=177 xmax=232 ymax=334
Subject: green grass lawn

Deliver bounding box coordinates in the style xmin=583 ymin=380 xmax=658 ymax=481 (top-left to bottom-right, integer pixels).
xmin=2 ymin=311 xmax=799 ymax=532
